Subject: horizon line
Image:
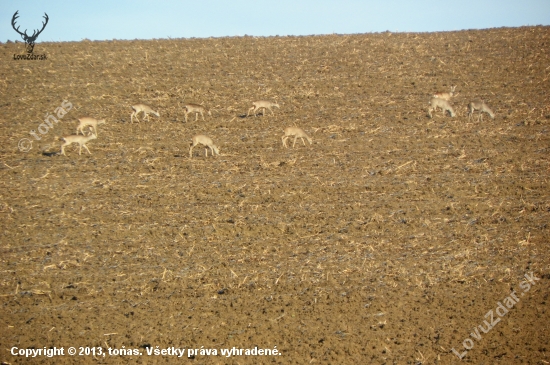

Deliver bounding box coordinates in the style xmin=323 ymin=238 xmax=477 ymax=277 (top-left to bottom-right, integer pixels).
xmin=3 ymin=24 xmax=548 ymax=44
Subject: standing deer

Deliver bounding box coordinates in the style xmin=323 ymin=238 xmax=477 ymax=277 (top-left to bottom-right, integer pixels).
xmin=11 ymin=11 xmax=49 ymax=54
xmin=468 ymin=100 xmax=495 ymax=121
xmin=60 ymin=132 xmax=97 ymax=156
xmin=189 ymin=135 xmax=220 ymax=158
xmin=183 ymin=103 xmax=211 ymax=122
xmin=247 ymin=101 xmax=280 ymax=117
xmin=76 ymin=117 xmax=106 ymax=136
xmin=282 ymin=127 xmax=312 ymax=148
xmin=130 ymin=104 xmax=160 ymax=123
xmin=428 ymin=98 xmax=456 ymax=118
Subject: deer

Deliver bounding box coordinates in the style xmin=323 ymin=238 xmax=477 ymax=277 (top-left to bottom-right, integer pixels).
xmin=247 ymin=100 xmax=280 ymax=117
xmin=60 ymin=132 xmax=97 ymax=156
xmin=282 ymin=127 xmax=312 ymax=148
xmin=11 ymin=10 xmax=49 ymax=54
xmin=183 ymin=103 xmax=212 ymax=122
xmin=189 ymin=135 xmax=220 ymax=158
xmin=433 ymin=85 xmax=456 ymax=101
xmin=130 ymin=104 xmax=160 ymax=123
xmin=468 ymin=100 xmax=495 ymax=121
xmin=428 ymin=97 xmax=456 ymax=118
xmin=76 ymin=117 xmax=106 ymax=136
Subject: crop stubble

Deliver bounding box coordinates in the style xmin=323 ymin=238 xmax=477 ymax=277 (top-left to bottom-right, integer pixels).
xmin=0 ymin=27 xmax=549 ymax=364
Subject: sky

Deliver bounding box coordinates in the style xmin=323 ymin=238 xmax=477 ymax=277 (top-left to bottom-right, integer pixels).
xmin=1 ymin=0 xmax=549 ymax=43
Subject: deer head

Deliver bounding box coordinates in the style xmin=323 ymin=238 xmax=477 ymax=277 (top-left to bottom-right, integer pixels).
xmin=12 ymin=11 xmax=49 ymax=54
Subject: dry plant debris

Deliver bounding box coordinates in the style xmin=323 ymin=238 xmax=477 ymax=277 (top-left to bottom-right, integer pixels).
xmin=0 ymin=27 xmax=549 ymax=364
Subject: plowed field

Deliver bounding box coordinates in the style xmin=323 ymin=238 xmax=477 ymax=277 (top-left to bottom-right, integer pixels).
xmin=1 ymin=27 xmax=549 ymax=364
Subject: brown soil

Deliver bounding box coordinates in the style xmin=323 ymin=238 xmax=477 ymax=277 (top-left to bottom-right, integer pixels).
xmin=0 ymin=27 xmax=549 ymax=364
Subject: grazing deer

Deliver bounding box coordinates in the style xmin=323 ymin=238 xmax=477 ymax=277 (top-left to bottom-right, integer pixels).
xmin=76 ymin=117 xmax=106 ymax=136
xmin=183 ymin=103 xmax=212 ymax=122
xmin=60 ymin=132 xmax=97 ymax=156
xmin=130 ymin=104 xmax=160 ymax=123
xmin=189 ymin=135 xmax=220 ymax=158
xmin=282 ymin=127 xmax=312 ymax=148
xmin=428 ymin=97 xmax=456 ymax=118
xmin=433 ymin=85 xmax=456 ymax=101
xmin=247 ymin=100 xmax=280 ymax=117
xmin=468 ymin=100 xmax=495 ymax=121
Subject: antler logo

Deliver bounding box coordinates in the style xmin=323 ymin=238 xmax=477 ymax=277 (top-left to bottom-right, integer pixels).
xmin=12 ymin=10 xmax=49 ymax=54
